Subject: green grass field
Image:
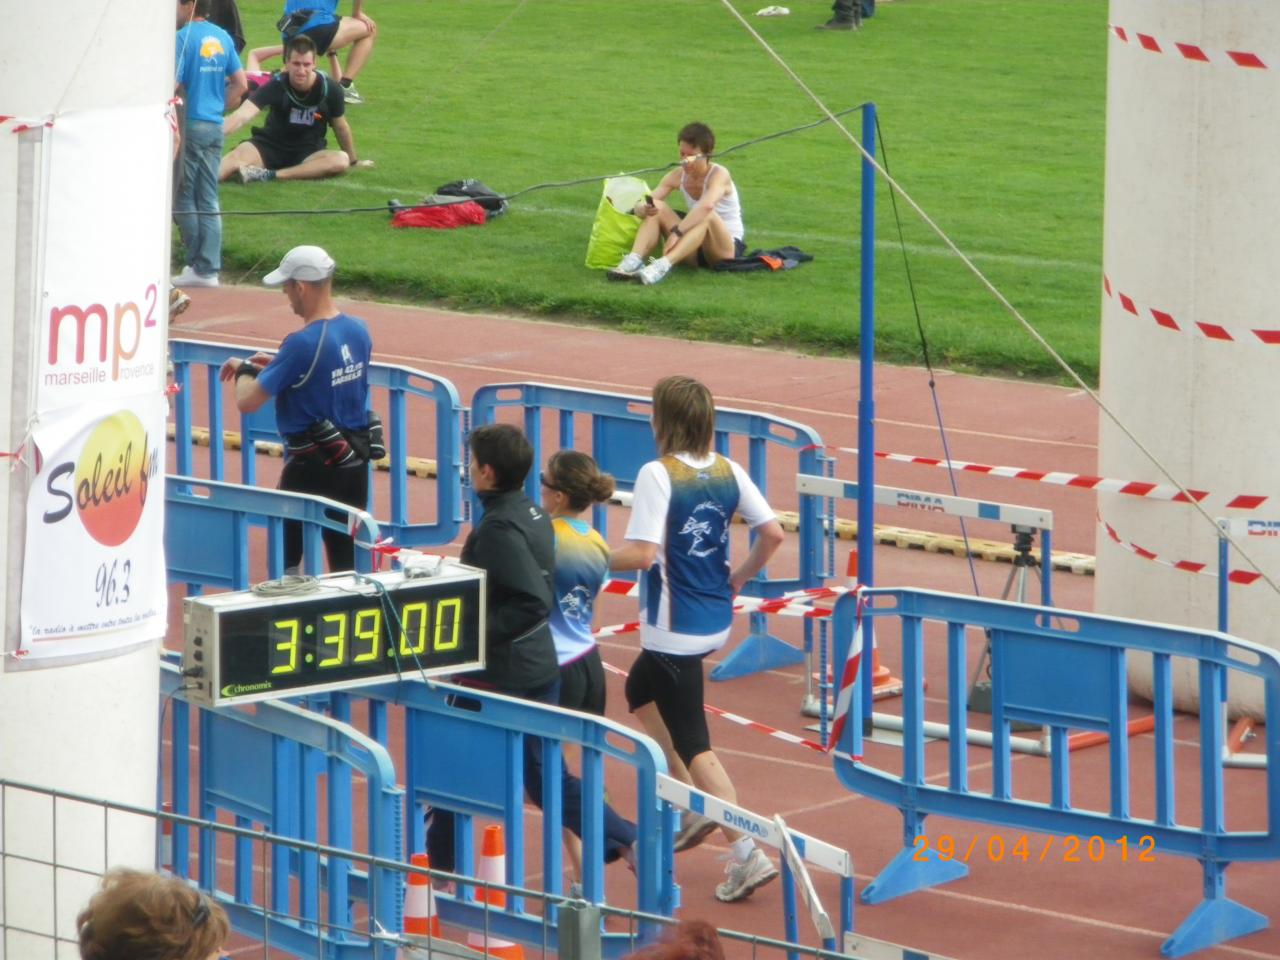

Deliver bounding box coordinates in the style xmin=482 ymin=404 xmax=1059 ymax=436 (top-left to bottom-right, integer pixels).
xmin=212 ymin=0 xmax=1108 ymax=382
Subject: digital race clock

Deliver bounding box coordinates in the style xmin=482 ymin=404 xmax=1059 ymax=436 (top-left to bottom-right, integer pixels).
xmin=182 ymin=565 xmax=486 ymax=706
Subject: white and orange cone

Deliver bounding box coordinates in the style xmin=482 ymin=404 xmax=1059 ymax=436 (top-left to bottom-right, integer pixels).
xmin=466 ymin=825 xmax=524 ymax=960
xmin=847 ymin=550 xmax=903 ymax=699
xmin=403 ymin=852 xmax=441 ymax=941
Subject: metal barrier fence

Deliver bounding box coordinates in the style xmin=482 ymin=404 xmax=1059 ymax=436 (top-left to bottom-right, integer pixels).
xmin=827 ymin=587 xmax=1280 ymax=958
xmin=167 ymin=475 xmax=383 ymax=589
xmin=471 ymin=382 xmax=836 ymax=682
xmin=169 ymin=337 xmax=467 ymax=549
xmin=1 ymin=778 xmax=943 ymax=960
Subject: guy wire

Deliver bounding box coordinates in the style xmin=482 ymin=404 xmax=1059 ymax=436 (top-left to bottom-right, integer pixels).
xmin=714 ymin=0 xmax=1280 ymax=599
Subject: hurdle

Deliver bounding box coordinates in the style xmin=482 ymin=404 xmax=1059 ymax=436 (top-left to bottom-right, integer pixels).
xmin=656 ymin=776 xmax=854 ymax=952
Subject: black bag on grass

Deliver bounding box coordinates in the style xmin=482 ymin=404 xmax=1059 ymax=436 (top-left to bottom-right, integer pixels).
xmin=434 ymin=179 xmax=509 ymax=219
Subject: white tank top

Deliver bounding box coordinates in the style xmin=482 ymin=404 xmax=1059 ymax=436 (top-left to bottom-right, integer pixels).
xmin=680 ymin=163 xmax=744 ymax=241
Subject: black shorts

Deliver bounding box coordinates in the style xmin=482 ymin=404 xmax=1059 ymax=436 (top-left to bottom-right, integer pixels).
xmin=297 ymin=21 xmax=340 ymax=54
xmin=697 ymin=236 xmax=746 ymax=268
xmin=249 ymin=136 xmax=323 ymax=172
xmin=559 ymin=648 xmax=606 ymax=716
xmin=625 ymin=648 xmax=711 ymax=766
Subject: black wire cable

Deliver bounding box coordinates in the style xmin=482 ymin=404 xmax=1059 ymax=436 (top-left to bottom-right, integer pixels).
xmin=174 ymin=104 xmax=871 ymax=217
xmin=874 ymin=113 xmax=982 ymax=599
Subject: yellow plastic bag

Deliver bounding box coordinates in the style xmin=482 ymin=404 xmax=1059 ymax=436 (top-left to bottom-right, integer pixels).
xmin=585 ymin=176 xmax=650 ymax=270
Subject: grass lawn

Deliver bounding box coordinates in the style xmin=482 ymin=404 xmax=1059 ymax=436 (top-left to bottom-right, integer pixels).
xmin=212 ymin=0 xmax=1108 ymax=383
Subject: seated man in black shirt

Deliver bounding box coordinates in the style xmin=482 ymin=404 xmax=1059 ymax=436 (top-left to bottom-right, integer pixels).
xmin=219 ymin=34 xmax=368 ymax=183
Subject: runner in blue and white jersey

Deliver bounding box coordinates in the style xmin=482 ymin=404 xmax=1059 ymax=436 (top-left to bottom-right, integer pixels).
xmin=610 ymin=375 xmax=785 ymax=903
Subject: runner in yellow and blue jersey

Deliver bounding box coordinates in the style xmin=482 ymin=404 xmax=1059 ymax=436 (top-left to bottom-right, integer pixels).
xmin=541 ymin=449 xmax=616 ymax=891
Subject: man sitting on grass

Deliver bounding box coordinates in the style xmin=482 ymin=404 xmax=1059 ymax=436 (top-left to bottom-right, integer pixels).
xmin=219 ymin=34 xmax=370 ymax=184
xmin=608 ymin=122 xmax=746 ymax=286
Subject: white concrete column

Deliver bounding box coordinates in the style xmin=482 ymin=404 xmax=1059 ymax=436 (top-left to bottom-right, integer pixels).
xmin=1098 ymin=1 xmax=1280 ymax=714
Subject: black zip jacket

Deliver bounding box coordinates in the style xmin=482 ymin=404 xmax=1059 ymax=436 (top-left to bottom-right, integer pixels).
xmin=463 ymin=487 xmax=560 ymax=692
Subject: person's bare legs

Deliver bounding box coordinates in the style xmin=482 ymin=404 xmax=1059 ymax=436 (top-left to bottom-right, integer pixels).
xmin=272 ymin=149 xmax=350 ymax=181
xmin=219 ymin=141 xmax=265 ymax=181
xmin=630 ymin=201 xmax=680 ymax=258
xmin=330 ymin=17 xmax=376 ymax=80
xmin=663 ymin=212 xmax=734 ymax=266
xmin=246 ymin=45 xmax=282 ymax=72
xmin=633 ymin=703 xmax=693 ymax=783
xmin=633 ymin=703 xmax=740 ymax=843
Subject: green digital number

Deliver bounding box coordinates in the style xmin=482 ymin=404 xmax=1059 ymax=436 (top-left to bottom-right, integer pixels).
xmin=271 ymin=618 xmax=300 ymax=674
xmin=434 ymin=598 xmax=462 ymax=651
xmin=353 ymin=608 xmax=382 ymax=663
xmin=399 ymin=601 xmax=428 ymax=656
xmin=318 ymin=613 xmax=347 ymax=668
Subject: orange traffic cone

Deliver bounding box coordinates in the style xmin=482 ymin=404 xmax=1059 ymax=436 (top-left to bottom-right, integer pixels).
xmin=466 ymin=825 xmax=524 ymax=960
xmin=403 ymin=853 xmax=441 ymax=940
xmin=847 ymin=550 xmax=904 ymax=699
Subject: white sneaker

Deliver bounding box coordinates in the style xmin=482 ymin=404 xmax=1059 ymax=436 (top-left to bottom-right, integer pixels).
xmin=607 ymin=252 xmax=644 ymax=281
xmin=673 ymin=813 xmax=717 ymax=853
xmin=237 ymin=163 xmax=274 ymax=184
xmin=172 ymin=266 xmax=219 ymax=288
xmin=638 ymin=256 xmax=672 ymax=286
xmin=714 ymin=848 xmax=778 ymax=902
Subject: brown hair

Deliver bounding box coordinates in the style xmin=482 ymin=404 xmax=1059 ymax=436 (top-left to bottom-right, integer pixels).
xmin=651 ymin=375 xmax=715 ymax=457
xmin=77 ymin=869 xmax=229 ymax=960
xmin=284 ymin=33 xmax=317 ymax=60
xmin=545 ymin=450 xmax=615 ymax=512
xmin=625 ymin=919 xmax=725 ymax=960
xmin=677 ymin=122 xmax=715 ymax=156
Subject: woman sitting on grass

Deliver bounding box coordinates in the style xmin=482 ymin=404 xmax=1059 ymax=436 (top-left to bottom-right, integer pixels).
xmin=609 ymin=122 xmax=745 ymax=286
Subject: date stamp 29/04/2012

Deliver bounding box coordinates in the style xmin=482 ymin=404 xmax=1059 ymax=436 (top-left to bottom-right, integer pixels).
xmin=913 ymin=834 xmax=1157 ymax=864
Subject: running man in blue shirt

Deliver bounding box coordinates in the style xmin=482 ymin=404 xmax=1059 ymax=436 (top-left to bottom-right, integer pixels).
xmin=610 ymin=375 xmax=785 ymax=902
xmin=219 ymin=245 xmax=381 ymax=573
xmin=173 ymin=0 xmax=247 ymax=287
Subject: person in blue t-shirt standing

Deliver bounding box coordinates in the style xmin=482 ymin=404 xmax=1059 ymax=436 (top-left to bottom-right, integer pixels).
xmin=174 ymin=0 xmax=247 ymax=288
xmin=218 ymin=245 xmax=380 ymax=573
xmin=610 ymin=375 xmax=785 ymax=903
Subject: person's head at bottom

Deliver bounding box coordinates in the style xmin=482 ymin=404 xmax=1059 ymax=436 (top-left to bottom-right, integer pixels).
xmin=651 ymin=374 xmax=716 ymax=457
xmin=77 ymin=868 xmax=229 ymax=960
xmin=469 ymin=423 xmax=534 ymax=493
xmin=625 ymin=919 xmax=725 ymax=960
xmin=263 ymin=244 xmax=335 ymax=319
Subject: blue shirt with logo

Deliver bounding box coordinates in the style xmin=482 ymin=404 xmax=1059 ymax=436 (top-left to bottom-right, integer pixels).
xmin=256 ymin=313 xmax=372 ymax=437
xmin=175 ymin=20 xmax=242 ymax=125
xmin=549 ymin=517 xmax=610 ymax=665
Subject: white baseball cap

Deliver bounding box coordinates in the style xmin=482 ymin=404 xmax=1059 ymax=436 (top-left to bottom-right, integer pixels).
xmin=263 ymin=245 xmax=335 ymax=285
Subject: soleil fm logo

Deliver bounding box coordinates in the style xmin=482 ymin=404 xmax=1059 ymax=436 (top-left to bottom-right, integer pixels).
xmin=41 ymin=411 xmax=161 ymax=547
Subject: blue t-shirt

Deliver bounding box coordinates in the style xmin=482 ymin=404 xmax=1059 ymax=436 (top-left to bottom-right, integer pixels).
xmin=175 ymin=20 xmax=242 ymax=125
xmin=549 ymin=517 xmax=609 ymax=666
xmin=256 ymin=313 xmax=372 ymax=437
xmin=283 ymin=0 xmax=338 ymax=35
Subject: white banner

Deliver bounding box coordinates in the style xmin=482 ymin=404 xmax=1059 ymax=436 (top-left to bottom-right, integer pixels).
xmin=20 ymin=394 xmax=167 ymax=658
xmin=19 ymin=104 xmax=173 ymax=661
xmin=37 ymin=105 xmax=171 ymax=413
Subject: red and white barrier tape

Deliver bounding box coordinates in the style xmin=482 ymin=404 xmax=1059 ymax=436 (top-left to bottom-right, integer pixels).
xmin=1 ymin=115 xmax=53 ymax=133
xmin=839 ymin=446 xmax=1266 ymax=511
xmin=593 ymin=585 xmax=846 ymax=639
xmin=1098 ymin=515 xmax=1261 ymax=584
xmin=1109 ymin=24 xmax=1267 ymax=69
xmin=826 ymin=587 xmax=864 ymax=751
xmin=600 ymin=660 xmax=832 ymax=755
xmin=1105 ymin=275 xmax=1280 ymax=348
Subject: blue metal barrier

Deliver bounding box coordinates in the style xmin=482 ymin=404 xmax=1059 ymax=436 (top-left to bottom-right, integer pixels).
xmin=828 ymin=587 xmax=1280 ymax=957
xmin=471 ymin=382 xmax=834 ymax=680
xmin=348 ymin=680 xmax=678 ymax=956
xmin=160 ymin=661 xmax=404 ymax=960
xmin=166 ymin=475 xmax=382 ymax=589
xmin=169 ymin=338 xmax=466 ymax=548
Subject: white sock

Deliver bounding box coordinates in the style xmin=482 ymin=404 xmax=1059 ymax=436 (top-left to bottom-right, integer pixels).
xmin=731 ymin=836 xmax=754 ymax=863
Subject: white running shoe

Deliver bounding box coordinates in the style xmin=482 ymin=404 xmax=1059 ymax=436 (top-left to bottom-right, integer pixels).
xmin=237 ymin=164 xmax=274 ymax=184
xmin=673 ymin=813 xmax=717 ymax=853
xmin=171 ymin=266 xmax=219 ymax=288
xmin=607 ymin=252 xmax=644 ymax=281
xmin=714 ymin=848 xmax=779 ymax=902
xmin=638 ymin=256 xmax=672 ymax=286
xmin=341 ymin=82 xmax=365 ymax=104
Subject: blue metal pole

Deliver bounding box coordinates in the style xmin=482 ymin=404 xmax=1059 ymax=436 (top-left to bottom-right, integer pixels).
xmin=857 ymin=103 xmax=877 ymax=722
xmin=1217 ymin=527 xmax=1229 ymax=634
